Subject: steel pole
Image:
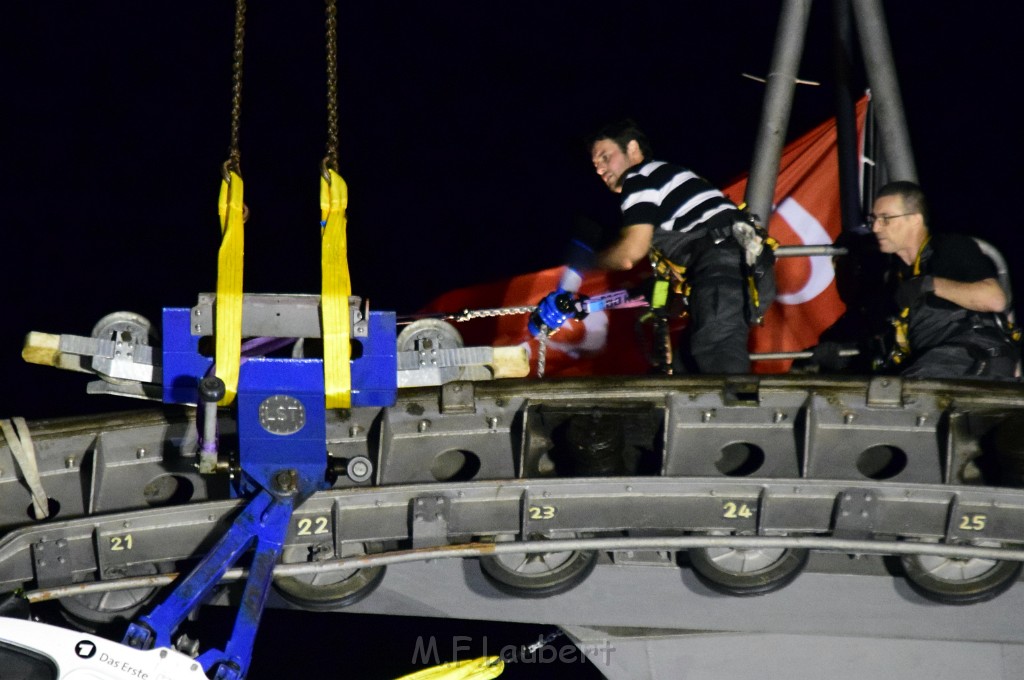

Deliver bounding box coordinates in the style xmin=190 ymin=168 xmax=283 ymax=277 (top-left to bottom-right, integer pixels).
xmin=851 ymin=0 xmax=917 ymax=182
xmin=744 ymin=0 xmax=813 ymax=224
xmin=831 ymin=0 xmax=864 ymax=231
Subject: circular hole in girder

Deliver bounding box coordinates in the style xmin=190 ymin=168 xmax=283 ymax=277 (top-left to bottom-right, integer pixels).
xmin=430 ymin=449 xmax=481 ymax=482
xmin=856 ymin=445 xmax=908 ymax=480
xmin=715 ymin=442 xmax=766 ymax=476
xmin=143 ymin=474 xmax=195 ymax=507
xmin=26 ymin=498 xmax=61 ymax=520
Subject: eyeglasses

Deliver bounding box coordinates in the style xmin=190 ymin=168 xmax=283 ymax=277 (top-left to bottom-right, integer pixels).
xmin=866 ymin=212 xmax=917 ymax=227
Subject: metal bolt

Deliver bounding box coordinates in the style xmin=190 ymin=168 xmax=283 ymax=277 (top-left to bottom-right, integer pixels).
xmin=916 ymin=415 xmax=928 ymax=427
xmin=773 ymin=411 xmax=786 ymax=423
xmin=418 ymin=419 xmax=431 ymax=432
xmin=56 ymin=539 xmax=67 ymax=548
xmin=65 ymin=456 xmax=76 ymax=469
xmin=701 ymin=410 xmax=714 ymax=423
xmin=136 ymin=448 xmax=146 ymax=459
xmin=349 ymin=424 xmax=363 ymax=437
xmin=350 ymin=459 xmax=369 ymax=478
xmin=844 ymin=413 xmax=855 ymax=424
xmin=486 ymin=416 xmax=499 ymax=429
xmin=273 ymin=470 xmax=298 ymax=494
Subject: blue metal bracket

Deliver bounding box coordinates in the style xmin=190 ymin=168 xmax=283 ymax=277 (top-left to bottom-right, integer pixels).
xmin=123 ymin=488 xmax=293 ymax=679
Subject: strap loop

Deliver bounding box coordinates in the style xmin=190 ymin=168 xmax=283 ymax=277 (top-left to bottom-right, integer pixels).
xmin=321 ymin=168 xmax=352 ymax=408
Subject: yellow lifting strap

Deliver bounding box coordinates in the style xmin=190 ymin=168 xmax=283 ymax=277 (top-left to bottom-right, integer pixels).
xmin=320 ymin=168 xmax=353 ymax=409
xmin=215 ymin=170 xmax=245 ymax=406
xmin=395 ymin=657 xmax=504 ymax=680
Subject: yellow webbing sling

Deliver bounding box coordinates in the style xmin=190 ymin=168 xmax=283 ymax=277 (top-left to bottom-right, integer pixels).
xmin=215 ymin=170 xmax=245 ymax=406
xmin=320 ymin=168 xmax=352 ymax=409
xmin=395 ymin=657 xmax=504 ymax=680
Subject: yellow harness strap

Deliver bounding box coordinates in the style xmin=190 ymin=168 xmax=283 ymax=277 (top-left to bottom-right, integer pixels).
xmin=320 ymin=169 xmax=352 ymax=409
xmin=891 ymin=235 xmax=932 ymax=363
xmin=215 ymin=171 xmax=245 ymax=405
xmin=395 ymin=657 xmax=504 ymax=680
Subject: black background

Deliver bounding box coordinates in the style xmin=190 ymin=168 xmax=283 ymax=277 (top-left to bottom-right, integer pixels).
xmin=4 ymin=3 xmax=1023 ymax=678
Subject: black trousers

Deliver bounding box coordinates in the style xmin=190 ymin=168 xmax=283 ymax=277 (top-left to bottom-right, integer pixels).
xmin=680 ymin=239 xmax=752 ymax=374
xmin=902 ymin=328 xmax=1019 ymax=381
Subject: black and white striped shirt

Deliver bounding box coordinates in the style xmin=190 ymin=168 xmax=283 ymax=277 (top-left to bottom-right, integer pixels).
xmin=620 ymin=160 xmax=739 ymax=235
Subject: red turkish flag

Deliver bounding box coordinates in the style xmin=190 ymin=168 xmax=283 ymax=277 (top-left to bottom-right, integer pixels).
xmin=726 ymin=94 xmax=869 ymax=372
xmin=420 ymin=95 xmax=869 ymax=376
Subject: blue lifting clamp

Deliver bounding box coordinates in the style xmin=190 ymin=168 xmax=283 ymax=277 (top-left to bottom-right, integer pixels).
xmin=122 ymin=296 xmax=360 ymax=679
xmin=528 ymin=268 xmax=590 ymax=337
xmin=123 ymin=363 xmax=329 ymax=679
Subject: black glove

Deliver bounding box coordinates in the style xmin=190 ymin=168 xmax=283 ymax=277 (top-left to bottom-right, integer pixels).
xmin=811 ymin=341 xmax=855 ymax=371
xmin=895 ymin=275 xmax=934 ymax=310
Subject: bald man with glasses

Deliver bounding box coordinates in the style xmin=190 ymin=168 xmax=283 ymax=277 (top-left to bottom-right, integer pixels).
xmin=868 ymin=180 xmax=1018 ymax=379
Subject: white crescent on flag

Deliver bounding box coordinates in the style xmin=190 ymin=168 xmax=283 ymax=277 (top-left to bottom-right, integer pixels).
xmin=774 ymin=197 xmax=836 ymax=305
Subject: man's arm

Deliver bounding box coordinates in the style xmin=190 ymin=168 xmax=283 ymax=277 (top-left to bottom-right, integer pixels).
xmin=596 ymin=223 xmax=654 ymax=270
xmin=933 ymin=276 xmax=1007 ymax=313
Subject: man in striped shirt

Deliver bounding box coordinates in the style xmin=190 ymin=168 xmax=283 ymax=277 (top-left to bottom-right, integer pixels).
xmin=590 ymin=120 xmax=752 ymax=374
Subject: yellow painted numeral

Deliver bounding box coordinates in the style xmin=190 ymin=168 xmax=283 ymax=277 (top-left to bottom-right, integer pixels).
xmin=722 ymin=502 xmax=754 ymax=519
xmin=110 ymin=534 xmax=134 ymax=551
xmin=297 ymin=516 xmax=330 ymax=536
xmin=958 ymin=514 xmax=987 ymax=531
xmin=528 ymin=505 xmax=556 ymax=520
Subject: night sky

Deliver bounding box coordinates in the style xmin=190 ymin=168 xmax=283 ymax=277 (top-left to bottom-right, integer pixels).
xmin=4 ymin=3 xmax=1023 ymax=677
xmin=6 ymin=3 xmax=1023 ymax=419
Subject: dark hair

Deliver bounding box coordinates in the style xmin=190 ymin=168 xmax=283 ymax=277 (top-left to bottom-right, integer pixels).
xmin=588 ymin=119 xmax=653 ymax=159
xmin=875 ymin=180 xmax=929 ymax=224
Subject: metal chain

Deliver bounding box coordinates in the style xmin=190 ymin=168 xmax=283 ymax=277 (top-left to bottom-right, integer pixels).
xmin=536 ymin=326 xmax=549 ymax=378
xmin=323 ymin=0 xmax=340 ymax=173
xmin=226 ymin=0 xmax=246 ymax=175
xmin=448 ymin=305 xmax=536 ymax=323
xmin=655 ymin=317 xmax=673 ymax=374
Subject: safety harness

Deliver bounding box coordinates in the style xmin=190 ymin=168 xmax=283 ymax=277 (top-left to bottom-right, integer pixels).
xmin=883 ymin=235 xmax=1020 ymax=370
xmin=639 ymin=212 xmax=777 ymax=373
